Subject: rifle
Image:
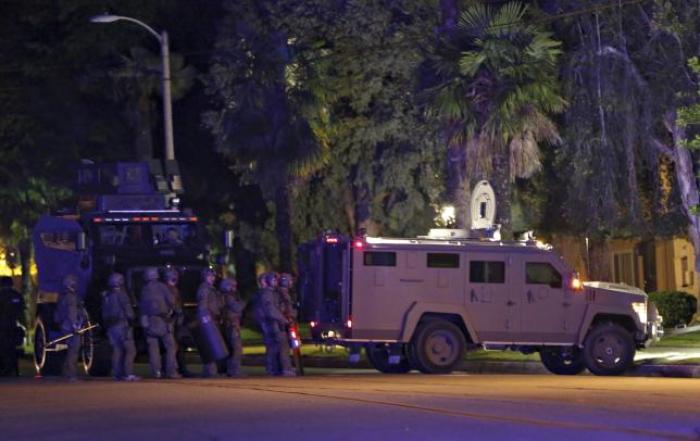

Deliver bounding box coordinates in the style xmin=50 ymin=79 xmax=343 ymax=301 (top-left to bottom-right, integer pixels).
xmin=46 ymin=323 xmax=100 ymax=346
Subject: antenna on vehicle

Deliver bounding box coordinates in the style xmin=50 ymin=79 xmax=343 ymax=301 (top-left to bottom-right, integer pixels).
xmin=470 ymin=180 xmax=496 ymax=230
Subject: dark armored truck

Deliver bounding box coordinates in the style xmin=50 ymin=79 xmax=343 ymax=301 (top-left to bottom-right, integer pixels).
xmin=298 ymin=231 xmax=663 ymax=376
xmin=32 ymin=161 xmax=210 ymax=376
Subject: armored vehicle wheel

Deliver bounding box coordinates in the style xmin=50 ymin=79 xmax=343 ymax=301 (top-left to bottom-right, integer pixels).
xmin=365 ymin=343 xmax=411 ymax=374
xmin=80 ymin=313 xmax=111 ymax=377
xmin=410 ymin=320 xmax=465 ymax=374
xmin=539 ymin=346 xmax=586 ymax=375
xmin=583 ymin=322 xmax=635 ymax=376
xmin=33 ymin=316 xmax=64 ymax=376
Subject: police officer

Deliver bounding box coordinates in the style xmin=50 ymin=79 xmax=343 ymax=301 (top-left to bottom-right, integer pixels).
xmin=254 ymin=272 xmax=295 ymax=376
xmin=164 ymin=268 xmax=193 ymax=377
xmin=220 ymin=277 xmax=246 ymax=377
xmin=101 ymin=273 xmax=138 ymax=381
xmin=54 ymin=274 xmax=84 ymax=381
xmin=197 ymin=268 xmax=223 ymax=377
xmin=139 ymin=267 xmax=180 ymax=379
xmin=277 ymin=273 xmax=297 ymax=322
xmin=0 ymin=276 xmax=24 ymax=376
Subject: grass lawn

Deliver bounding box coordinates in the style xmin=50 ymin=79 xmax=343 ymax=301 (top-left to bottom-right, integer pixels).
xmin=650 ymin=331 xmax=700 ymax=348
xmin=466 ymin=350 xmax=539 ymax=362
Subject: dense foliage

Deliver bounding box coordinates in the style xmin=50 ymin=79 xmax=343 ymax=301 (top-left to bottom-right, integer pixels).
xmin=1 ymin=0 xmax=700 ymax=285
xmin=648 ymin=291 xmax=698 ymax=327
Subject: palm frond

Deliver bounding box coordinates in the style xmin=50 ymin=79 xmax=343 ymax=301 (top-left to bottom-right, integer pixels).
xmin=488 ymin=2 xmax=527 ymax=37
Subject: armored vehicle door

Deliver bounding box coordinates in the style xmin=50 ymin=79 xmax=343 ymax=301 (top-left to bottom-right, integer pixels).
xmin=464 ymin=252 xmax=519 ymax=342
xmin=351 ymin=248 xmax=409 ymax=340
xmin=512 ymin=256 xmax=584 ymax=344
xmin=297 ymin=236 xmax=350 ymax=327
xmin=33 ymin=215 xmax=91 ymax=300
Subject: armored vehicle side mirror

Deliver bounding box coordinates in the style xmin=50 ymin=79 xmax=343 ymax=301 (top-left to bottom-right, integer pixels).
xmin=76 ymin=232 xmax=87 ymax=251
xmin=224 ymin=230 xmax=235 ymax=249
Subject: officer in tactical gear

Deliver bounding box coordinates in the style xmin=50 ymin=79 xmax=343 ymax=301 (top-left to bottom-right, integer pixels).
xmin=164 ymin=267 xmax=193 ymax=377
xmin=101 ymin=273 xmax=138 ymax=381
xmin=277 ymin=273 xmax=297 ymax=322
xmin=139 ymin=267 xmax=180 ymax=379
xmin=54 ymin=274 xmax=84 ymax=381
xmin=197 ymin=267 xmax=223 ymax=377
xmin=220 ymin=277 xmax=246 ymax=377
xmin=0 ymin=276 xmax=24 ymax=376
xmin=254 ymin=272 xmax=295 ymax=376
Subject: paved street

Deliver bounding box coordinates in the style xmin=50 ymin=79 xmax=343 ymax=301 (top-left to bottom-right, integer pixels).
xmin=1 ymin=370 xmax=699 ymax=441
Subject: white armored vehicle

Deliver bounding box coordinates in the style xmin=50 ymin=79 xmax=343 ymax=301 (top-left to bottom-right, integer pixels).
xmin=298 ymin=230 xmax=662 ymax=376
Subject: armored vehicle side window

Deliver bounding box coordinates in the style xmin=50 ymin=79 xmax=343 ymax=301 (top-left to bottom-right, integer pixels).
xmin=427 ymin=253 xmax=459 ymax=268
xmin=526 ymin=262 xmax=562 ymax=288
xmin=364 ymin=251 xmax=396 ymax=266
xmin=98 ymin=225 xmax=144 ymax=247
xmin=470 ymin=261 xmax=505 ymax=283
xmin=40 ymin=231 xmax=77 ymax=251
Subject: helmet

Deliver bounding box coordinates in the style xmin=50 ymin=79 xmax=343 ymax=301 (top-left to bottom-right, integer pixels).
xmin=164 ymin=268 xmax=179 ymax=283
xmin=108 ymin=272 xmax=125 ymax=288
xmin=257 ymin=273 xmax=268 ymax=288
xmin=143 ymin=267 xmax=159 ymax=282
xmin=278 ymin=273 xmax=293 ymax=289
xmin=220 ymin=278 xmax=237 ymax=292
xmin=62 ymin=274 xmax=79 ymax=291
xmin=201 ymin=267 xmax=215 ymax=281
xmin=259 ymin=271 xmax=277 ymax=288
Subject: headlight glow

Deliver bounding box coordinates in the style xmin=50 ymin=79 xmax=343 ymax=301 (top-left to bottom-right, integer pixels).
xmin=632 ymin=301 xmax=647 ymax=324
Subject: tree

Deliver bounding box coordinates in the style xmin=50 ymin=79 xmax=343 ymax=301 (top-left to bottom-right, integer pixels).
xmin=0 ymin=178 xmax=70 ymax=322
xmin=204 ymin=0 xmax=326 ymax=271
xmin=285 ymin=0 xmax=443 ymax=239
xmin=544 ymin=0 xmax=693 ymax=282
xmin=425 ymin=1 xmax=565 ymax=237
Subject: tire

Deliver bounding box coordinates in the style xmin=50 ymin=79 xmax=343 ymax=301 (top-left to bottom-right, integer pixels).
xmin=539 ymin=346 xmax=586 ymax=375
xmin=365 ymin=343 xmax=411 ymax=374
xmin=79 ymin=309 xmax=111 ymax=376
xmin=410 ymin=320 xmax=465 ymax=374
xmin=583 ymin=322 xmax=636 ymax=376
xmin=33 ymin=316 xmax=64 ymax=376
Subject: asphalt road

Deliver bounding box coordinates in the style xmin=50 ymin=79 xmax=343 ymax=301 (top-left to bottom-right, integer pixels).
xmin=1 ymin=370 xmax=699 ymax=441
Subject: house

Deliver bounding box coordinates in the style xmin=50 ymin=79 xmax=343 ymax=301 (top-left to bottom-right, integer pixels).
xmin=549 ymin=234 xmax=699 ymax=302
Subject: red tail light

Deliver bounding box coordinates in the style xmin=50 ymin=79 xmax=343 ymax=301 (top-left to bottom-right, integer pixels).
xmin=353 ymin=240 xmax=364 ymax=249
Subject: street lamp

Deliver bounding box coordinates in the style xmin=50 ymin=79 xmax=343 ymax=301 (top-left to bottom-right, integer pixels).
xmin=91 ymin=14 xmax=175 ymax=161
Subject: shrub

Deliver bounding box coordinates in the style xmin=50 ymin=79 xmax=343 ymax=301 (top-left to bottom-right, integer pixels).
xmin=648 ymin=291 xmax=698 ymax=328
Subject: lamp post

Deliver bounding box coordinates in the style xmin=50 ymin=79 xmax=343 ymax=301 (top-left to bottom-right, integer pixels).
xmin=91 ymin=14 xmax=175 ymax=161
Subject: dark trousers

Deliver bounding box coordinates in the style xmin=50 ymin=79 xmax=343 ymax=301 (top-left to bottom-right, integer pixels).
xmin=0 ymin=337 xmax=18 ymax=376
xmin=107 ymin=325 xmax=136 ymax=378
xmin=224 ymin=325 xmax=242 ymax=375
xmin=63 ymin=334 xmax=81 ymax=379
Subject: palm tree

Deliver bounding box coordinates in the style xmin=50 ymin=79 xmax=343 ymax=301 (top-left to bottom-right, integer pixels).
xmin=428 ymin=1 xmax=565 ymax=237
xmin=108 ymin=47 xmax=196 ymax=160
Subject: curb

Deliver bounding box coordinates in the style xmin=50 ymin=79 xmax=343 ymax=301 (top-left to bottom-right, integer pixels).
xmin=278 ymin=356 xmax=700 ymax=378
xmin=456 ymin=361 xmax=548 ymax=375
xmin=629 ymin=363 xmax=700 ymax=378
